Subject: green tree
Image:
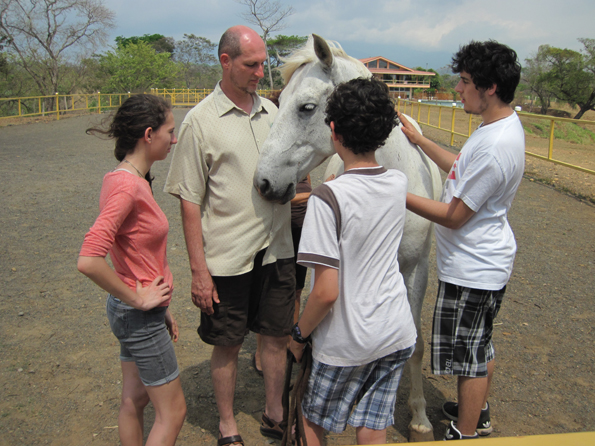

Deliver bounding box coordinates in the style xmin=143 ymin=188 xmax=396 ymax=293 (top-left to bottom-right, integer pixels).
xmin=523 ymin=45 xmax=554 ymax=115
xmin=0 ymin=55 xmax=38 ymax=98
xmin=0 ymin=0 xmax=115 ymax=96
xmin=415 ymin=66 xmax=442 ymax=92
xmin=541 ymin=39 xmax=595 ymax=119
xmin=115 ymin=34 xmax=175 ymax=54
xmin=438 ymin=66 xmax=459 ymax=93
xmin=97 ymin=41 xmax=180 ymax=93
xmin=263 ymin=34 xmax=307 ymax=88
xmin=267 ymin=34 xmax=307 ymax=67
xmin=173 ymin=34 xmax=218 ymax=88
xmin=0 ymin=33 xmax=10 ymax=74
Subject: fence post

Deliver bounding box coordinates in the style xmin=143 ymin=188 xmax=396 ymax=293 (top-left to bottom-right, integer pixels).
xmin=98 ymin=92 xmax=101 ymax=114
xmin=450 ymin=104 xmax=456 ymax=146
xmin=438 ymin=107 xmax=442 ymax=129
xmin=468 ymin=114 xmax=473 ymax=137
xmin=56 ymin=93 xmax=60 ymax=121
xmin=417 ymin=100 xmax=421 ymax=121
xmin=548 ymin=119 xmax=555 ymax=160
xmin=18 ymin=99 xmax=22 ymax=117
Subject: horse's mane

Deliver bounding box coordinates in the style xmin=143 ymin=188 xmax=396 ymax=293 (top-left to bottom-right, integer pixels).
xmin=278 ymin=36 xmax=370 ymax=84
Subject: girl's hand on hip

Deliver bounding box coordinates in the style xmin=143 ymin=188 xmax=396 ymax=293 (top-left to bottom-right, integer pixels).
xmin=135 ymin=276 xmax=170 ymax=310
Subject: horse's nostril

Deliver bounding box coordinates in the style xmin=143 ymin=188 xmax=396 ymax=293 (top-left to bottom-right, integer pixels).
xmin=285 ymin=183 xmax=294 ymax=200
xmin=260 ymin=179 xmax=270 ymax=194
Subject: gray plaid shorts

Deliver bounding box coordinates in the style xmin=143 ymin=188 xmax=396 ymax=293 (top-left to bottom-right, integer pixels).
xmin=431 ymin=281 xmax=506 ymax=377
xmin=301 ymin=346 xmax=414 ymax=432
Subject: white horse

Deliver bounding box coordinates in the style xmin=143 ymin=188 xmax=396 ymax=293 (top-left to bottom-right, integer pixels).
xmin=254 ymin=35 xmax=441 ymax=441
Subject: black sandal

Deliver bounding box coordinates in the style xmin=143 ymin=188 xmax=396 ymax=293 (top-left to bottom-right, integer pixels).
xmin=260 ymin=412 xmax=286 ymax=440
xmin=218 ymin=432 xmax=244 ymax=446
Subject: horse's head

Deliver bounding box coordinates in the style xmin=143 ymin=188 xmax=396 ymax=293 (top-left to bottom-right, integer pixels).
xmin=254 ymin=34 xmax=371 ymax=203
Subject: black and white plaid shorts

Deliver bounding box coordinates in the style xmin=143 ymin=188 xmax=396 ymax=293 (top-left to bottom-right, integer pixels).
xmin=431 ymin=281 xmax=506 ymax=377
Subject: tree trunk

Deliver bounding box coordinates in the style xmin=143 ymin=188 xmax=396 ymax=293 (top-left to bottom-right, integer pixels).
xmin=573 ymin=92 xmax=595 ymax=119
xmin=573 ymin=106 xmax=590 ymax=120
xmin=538 ymin=94 xmax=550 ymax=115
xmin=265 ymin=41 xmax=274 ymax=89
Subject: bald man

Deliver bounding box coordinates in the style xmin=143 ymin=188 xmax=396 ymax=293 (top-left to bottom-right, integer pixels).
xmin=164 ymin=26 xmax=295 ymax=445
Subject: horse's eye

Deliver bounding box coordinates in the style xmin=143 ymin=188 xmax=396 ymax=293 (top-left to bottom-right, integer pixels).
xmin=299 ymin=103 xmax=316 ymax=113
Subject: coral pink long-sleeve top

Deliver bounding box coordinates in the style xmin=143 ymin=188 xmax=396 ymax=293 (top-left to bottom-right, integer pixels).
xmin=80 ymin=170 xmax=173 ymax=306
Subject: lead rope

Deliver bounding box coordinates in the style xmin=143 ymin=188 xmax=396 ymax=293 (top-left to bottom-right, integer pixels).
xmin=282 ymin=343 xmax=313 ymax=446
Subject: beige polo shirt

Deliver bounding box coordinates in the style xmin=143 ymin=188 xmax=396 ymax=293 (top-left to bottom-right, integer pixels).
xmin=164 ymin=82 xmax=293 ymax=276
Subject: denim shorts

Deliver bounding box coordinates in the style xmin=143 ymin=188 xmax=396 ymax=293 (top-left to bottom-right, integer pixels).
xmin=106 ymin=294 xmax=179 ymax=386
xmin=302 ymin=346 xmax=414 ymax=432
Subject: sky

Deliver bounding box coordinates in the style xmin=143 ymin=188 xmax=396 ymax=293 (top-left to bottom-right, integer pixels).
xmin=102 ymin=0 xmax=594 ymax=72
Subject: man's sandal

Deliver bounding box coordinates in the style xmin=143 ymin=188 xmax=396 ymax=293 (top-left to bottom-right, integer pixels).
xmin=218 ymin=432 xmax=244 ymax=446
xmin=260 ymin=412 xmax=286 ymax=440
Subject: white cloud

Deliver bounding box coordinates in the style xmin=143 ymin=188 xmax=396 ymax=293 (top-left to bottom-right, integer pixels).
xmin=100 ymin=0 xmax=595 ymax=68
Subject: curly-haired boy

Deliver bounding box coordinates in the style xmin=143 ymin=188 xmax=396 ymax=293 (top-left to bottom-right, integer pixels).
xmin=289 ymin=77 xmax=417 ymax=445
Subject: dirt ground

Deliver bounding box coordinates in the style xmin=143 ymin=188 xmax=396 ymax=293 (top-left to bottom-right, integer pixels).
xmin=1 ymin=109 xmax=594 ymax=446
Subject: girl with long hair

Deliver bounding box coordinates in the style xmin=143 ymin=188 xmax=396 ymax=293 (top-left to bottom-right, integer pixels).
xmin=78 ymin=94 xmax=186 ymax=446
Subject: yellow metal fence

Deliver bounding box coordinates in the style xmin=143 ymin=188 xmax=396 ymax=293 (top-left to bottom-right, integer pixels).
xmin=150 ymin=88 xmax=277 ymax=105
xmin=0 ymin=89 xmax=278 ymax=121
xmin=2 ymin=91 xmax=593 ymax=177
xmin=396 ymin=99 xmax=595 ymax=176
xmin=0 ymin=92 xmax=137 ymax=121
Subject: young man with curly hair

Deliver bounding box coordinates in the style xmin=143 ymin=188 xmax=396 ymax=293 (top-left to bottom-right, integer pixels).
xmin=289 ymin=77 xmax=417 ymax=446
xmin=398 ymin=40 xmax=525 ymax=440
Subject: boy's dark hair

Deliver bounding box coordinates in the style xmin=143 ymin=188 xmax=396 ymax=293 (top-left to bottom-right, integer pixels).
xmin=451 ymin=40 xmax=521 ymax=104
xmin=324 ymin=77 xmax=397 ymax=155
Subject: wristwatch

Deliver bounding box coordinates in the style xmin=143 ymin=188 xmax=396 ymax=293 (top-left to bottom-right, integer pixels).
xmin=291 ymin=323 xmax=310 ymax=344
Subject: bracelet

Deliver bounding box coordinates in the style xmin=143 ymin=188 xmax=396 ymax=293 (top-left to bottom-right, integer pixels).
xmin=291 ymin=323 xmax=310 ymax=344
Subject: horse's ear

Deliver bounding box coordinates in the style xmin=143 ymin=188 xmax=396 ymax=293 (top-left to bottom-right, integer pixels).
xmin=313 ymin=34 xmax=333 ymax=70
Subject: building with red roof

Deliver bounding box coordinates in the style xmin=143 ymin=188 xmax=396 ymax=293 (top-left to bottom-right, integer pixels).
xmin=360 ymin=56 xmax=435 ymax=98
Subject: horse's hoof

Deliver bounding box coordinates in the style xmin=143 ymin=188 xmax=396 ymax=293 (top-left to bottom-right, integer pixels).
xmin=408 ymin=429 xmax=435 ymax=442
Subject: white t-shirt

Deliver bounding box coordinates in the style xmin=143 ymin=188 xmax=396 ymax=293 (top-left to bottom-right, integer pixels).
xmin=436 ymin=112 xmax=525 ymax=290
xmin=297 ymin=167 xmax=417 ymax=367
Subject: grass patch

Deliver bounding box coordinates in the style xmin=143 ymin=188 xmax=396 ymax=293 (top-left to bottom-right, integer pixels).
xmin=533 ymin=122 xmax=546 ymax=132
xmin=565 ymin=123 xmax=595 ymax=144
xmin=523 ymin=121 xmax=595 ymax=145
